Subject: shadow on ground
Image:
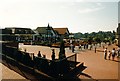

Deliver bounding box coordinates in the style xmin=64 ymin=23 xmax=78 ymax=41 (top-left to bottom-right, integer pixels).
xmin=1 ymin=55 xmax=87 ymax=81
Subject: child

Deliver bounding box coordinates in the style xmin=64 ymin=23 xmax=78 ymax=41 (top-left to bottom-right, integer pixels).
xmin=108 ymin=51 xmax=111 ymax=60
xmin=112 ymin=48 xmax=116 ymax=60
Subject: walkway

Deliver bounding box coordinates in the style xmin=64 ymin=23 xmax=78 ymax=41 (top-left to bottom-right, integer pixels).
xmin=2 ymin=44 xmax=119 ymax=80
xmin=1 ymin=63 xmax=27 ymax=80
xmin=77 ymin=44 xmax=119 ymax=80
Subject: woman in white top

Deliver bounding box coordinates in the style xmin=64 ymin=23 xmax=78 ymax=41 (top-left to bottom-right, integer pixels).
xmin=104 ymin=48 xmax=107 ymax=60
xmin=111 ymin=48 xmax=116 ymax=60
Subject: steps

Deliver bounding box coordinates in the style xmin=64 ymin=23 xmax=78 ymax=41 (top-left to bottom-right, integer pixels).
xmin=63 ymin=62 xmax=87 ymax=78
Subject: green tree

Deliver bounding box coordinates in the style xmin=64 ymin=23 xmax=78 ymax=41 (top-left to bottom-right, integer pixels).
xmin=94 ymin=37 xmax=101 ymax=43
xmin=88 ymin=37 xmax=94 ymax=44
xmin=84 ymin=33 xmax=89 ymax=38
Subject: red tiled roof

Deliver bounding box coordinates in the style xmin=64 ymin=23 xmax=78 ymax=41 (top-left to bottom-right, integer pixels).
xmin=53 ymin=28 xmax=69 ymax=35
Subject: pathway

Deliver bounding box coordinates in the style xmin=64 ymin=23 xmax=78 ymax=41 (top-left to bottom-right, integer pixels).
xmin=2 ymin=44 xmax=119 ymax=80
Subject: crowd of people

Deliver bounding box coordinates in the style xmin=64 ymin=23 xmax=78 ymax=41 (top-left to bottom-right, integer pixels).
xmin=69 ymin=43 xmax=98 ymax=53
xmin=69 ymin=42 xmax=120 ymax=61
xmin=36 ymin=41 xmax=120 ymax=61
xmin=104 ymin=47 xmax=120 ymax=60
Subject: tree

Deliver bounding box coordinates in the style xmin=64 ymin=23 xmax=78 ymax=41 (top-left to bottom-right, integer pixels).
xmin=88 ymin=37 xmax=94 ymax=44
xmin=84 ymin=33 xmax=89 ymax=38
xmin=74 ymin=32 xmax=84 ymax=39
xmin=94 ymin=37 xmax=101 ymax=43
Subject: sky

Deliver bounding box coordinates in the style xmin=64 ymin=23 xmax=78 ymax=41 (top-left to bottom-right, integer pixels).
xmin=0 ymin=0 xmax=119 ymax=33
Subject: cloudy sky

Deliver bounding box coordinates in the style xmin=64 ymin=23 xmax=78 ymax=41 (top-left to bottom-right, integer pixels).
xmin=0 ymin=0 xmax=119 ymax=33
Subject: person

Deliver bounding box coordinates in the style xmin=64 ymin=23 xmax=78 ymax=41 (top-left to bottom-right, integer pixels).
xmin=24 ymin=49 xmax=27 ymax=52
xmin=43 ymin=55 xmax=46 ymax=58
xmin=86 ymin=43 xmax=88 ymax=49
xmin=108 ymin=51 xmax=112 ymax=60
xmin=37 ymin=51 xmax=42 ymax=57
xmin=95 ymin=46 xmax=97 ymax=53
xmin=103 ymin=45 xmax=105 ymax=49
xmin=84 ymin=44 xmax=86 ymax=49
xmin=79 ymin=44 xmax=82 ymax=50
xmin=71 ymin=44 xmax=75 ymax=53
xmin=117 ymin=47 xmax=120 ymax=58
xmin=51 ymin=49 xmax=55 ymax=60
xmin=70 ymin=44 xmax=72 ymax=50
xmin=69 ymin=44 xmax=71 ymax=50
xmin=90 ymin=45 xmax=92 ymax=50
xmin=104 ymin=48 xmax=107 ymax=60
xmin=112 ymin=48 xmax=116 ymax=60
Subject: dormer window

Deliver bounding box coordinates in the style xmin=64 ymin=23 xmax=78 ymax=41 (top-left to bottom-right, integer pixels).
xmin=12 ymin=29 xmax=15 ymax=34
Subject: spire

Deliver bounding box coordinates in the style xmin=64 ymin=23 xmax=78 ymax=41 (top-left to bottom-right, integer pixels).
xmin=47 ymin=23 xmax=51 ymax=30
xmin=47 ymin=23 xmax=50 ymax=28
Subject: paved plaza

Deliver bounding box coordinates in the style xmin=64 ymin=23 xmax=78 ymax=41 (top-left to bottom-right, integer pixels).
xmin=77 ymin=44 xmax=119 ymax=80
xmin=1 ymin=43 xmax=119 ymax=80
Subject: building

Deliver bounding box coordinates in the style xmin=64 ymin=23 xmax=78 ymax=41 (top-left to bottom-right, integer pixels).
xmin=1 ymin=27 xmax=35 ymax=42
xmin=53 ymin=28 xmax=70 ymax=39
xmin=0 ymin=28 xmax=12 ymax=41
xmin=35 ymin=24 xmax=70 ymax=43
xmin=35 ymin=24 xmax=58 ymax=43
xmin=117 ymin=23 xmax=120 ymax=47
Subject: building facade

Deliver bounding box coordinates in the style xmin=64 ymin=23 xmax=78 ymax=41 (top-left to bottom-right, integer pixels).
xmin=1 ymin=27 xmax=35 ymax=42
xmin=35 ymin=24 xmax=70 ymax=43
xmin=117 ymin=23 xmax=120 ymax=47
xmin=35 ymin=24 xmax=59 ymax=43
xmin=53 ymin=28 xmax=70 ymax=39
